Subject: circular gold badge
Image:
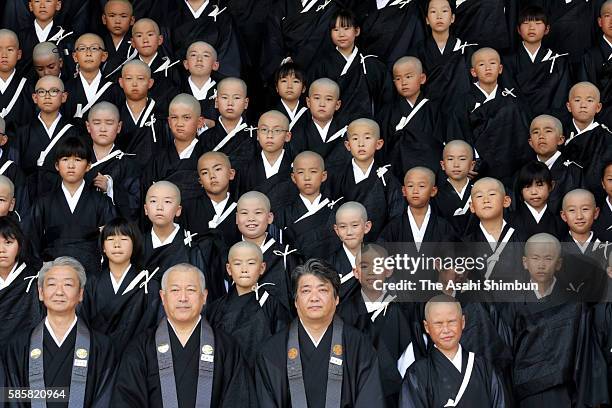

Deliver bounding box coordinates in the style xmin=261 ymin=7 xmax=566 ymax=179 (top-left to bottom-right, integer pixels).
xmin=157 ymin=343 xmax=170 ymax=354
xmin=76 ymin=348 xmax=88 ymax=359
xmin=287 ymin=348 xmax=298 ymax=360
xmin=333 ymin=344 xmax=343 ymax=356
xmin=202 ymin=345 xmax=214 ymax=355
xmin=30 ymin=348 xmax=42 ymax=359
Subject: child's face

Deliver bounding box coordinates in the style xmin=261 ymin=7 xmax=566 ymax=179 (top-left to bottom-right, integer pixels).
xmin=198 ymin=156 xmax=235 ymax=196
xmin=103 ymin=234 xmax=133 ymax=266
xmin=522 ymin=180 xmax=551 ymax=210
xmin=355 ymin=252 xmax=391 ymax=290
xmin=470 ymin=50 xmax=502 ymax=86
xmin=276 ymin=73 xmax=305 ymax=103
xmin=426 ymin=0 xmax=454 ymax=33
xmin=0 ymin=184 xmax=15 ymax=216
xmin=344 ymin=123 xmax=383 ymax=163
xmin=334 ymin=210 xmax=370 ymax=250
xmin=33 ymin=53 xmax=62 ymax=78
xmin=86 ymin=110 xmax=120 ymax=147
xmin=0 ymin=232 xmax=19 ymax=268
xmin=215 ymin=82 xmax=248 ymax=121
xmin=528 ymin=117 xmax=564 ymax=157
xmin=306 ymin=84 xmax=340 ymax=123
xmin=29 ymin=0 xmax=61 ymax=23
xmin=291 ymin=155 xmax=327 ymax=197
xmin=236 ymin=198 xmax=273 ymax=239
xmin=257 ymin=114 xmax=291 ymax=153
xmin=144 ymin=185 xmax=181 ymax=227
xmin=601 ymin=165 xmax=612 ymax=198
xmin=0 ymin=35 xmax=21 ymax=73
xmin=518 ymin=19 xmax=549 ymax=44
xmin=393 ymin=62 xmax=425 ymax=100
xmin=566 ymin=85 xmax=602 ymax=124
xmin=168 ymin=103 xmax=202 ymax=142
xmin=102 ymin=1 xmax=134 ymax=38
xmin=523 ymin=242 xmax=561 ymax=285
xmin=183 ymin=43 xmax=218 ymax=77
xmin=226 ymin=248 xmax=265 ymax=291
xmin=73 ymin=35 xmax=107 ymax=73
xmin=599 ymin=4 xmax=612 ymax=38
xmin=119 ymin=64 xmax=152 ymax=101
xmin=55 ymin=155 xmax=90 ymax=184
xmin=131 ymin=21 xmax=162 ymax=58
xmin=331 ymin=19 xmax=359 ymax=50
xmin=561 ymin=194 xmax=599 ymax=234
xmin=469 ymin=180 xmax=510 ymax=220
xmin=440 ymin=145 xmax=474 ymax=182
xmin=32 ymin=78 xmax=66 ymax=113
xmin=402 ymin=170 xmax=437 ymax=208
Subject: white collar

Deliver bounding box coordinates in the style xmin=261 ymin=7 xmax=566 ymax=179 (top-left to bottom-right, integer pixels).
xmin=261 ymin=149 xmax=285 ymax=179
xmin=376 ymin=0 xmax=392 ymax=9
xmin=35 ymin=20 xmax=54 ymax=43
xmin=94 ymin=144 xmax=116 ymax=162
xmin=607 ymin=196 xmax=612 ymax=213
xmin=407 ymin=205 xmax=431 ymax=251
xmin=140 ymin=53 xmax=158 ymax=67
xmin=0 ymin=70 xmax=16 ymax=94
xmin=300 ymin=194 xmax=322 ymax=212
xmin=188 ymin=76 xmax=214 ymax=100
xmin=605 ymin=35 xmax=612 ymax=59
xmin=45 ymin=315 xmax=78 ymax=348
xmin=342 ymin=244 xmax=357 ymax=269
xmin=168 ymin=315 xmax=202 ymax=343
xmin=177 ymin=138 xmax=199 ymax=159
xmin=313 ymin=120 xmax=332 ymax=142
xmin=281 ymin=100 xmax=300 ymax=120
xmin=522 ymin=42 xmax=541 ymax=63
xmin=474 ymin=83 xmax=498 ymax=103
xmin=538 ymin=151 xmax=562 ymax=170
xmin=572 ymin=119 xmax=598 ymax=137
xmin=336 ymin=45 xmax=358 ymax=62
xmin=352 ymin=158 xmax=374 ymax=184
xmin=109 ymin=264 xmax=132 ymax=294
xmin=79 ymin=71 xmax=103 ymax=105
xmin=448 ymin=178 xmax=469 ymax=200
xmin=211 ymin=192 xmax=230 ymax=216
xmin=61 ymin=181 xmax=85 ymax=213
xmin=0 ymin=263 xmax=22 ymax=290
xmin=361 ymin=290 xmax=387 ymax=313
xmin=525 ymin=202 xmax=547 ymax=224
xmin=406 ymin=98 xmax=415 ymax=109
xmin=114 ymin=36 xmax=124 ymax=51
xmin=480 ymin=220 xmax=507 ymax=251
xmin=299 ymin=319 xmax=329 ymax=348
xmin=219 ymin=116 xmax=244 ymax=134
xmin=125 ymin=101 xmax=144 ymax=124
xmin=571 ymin=231 xmax=594 ymax=254
xmin=531 ymin=277 xmax=556 ymax=299
xmin=184 ymin=0 xmax=210 ymax=18
xmin=435 ymin=344 xmax=462 ymax=373
xmin=151 ymin=223 xmax=180 ymax=249
xmin=37 ymin=113 xmax=62 ymax=139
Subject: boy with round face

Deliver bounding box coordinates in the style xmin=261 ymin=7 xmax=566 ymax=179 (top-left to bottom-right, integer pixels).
xmin=183 ymin=41 xmax=219 ymax=130
xmin=469 ymin=177 xmax=511 ymax=241
xmin=167 ymin=93 xmax=204 ymax=156
xmin=102 ymin=0 xmax=134 ymax=51
xmin=257 ymin=110 xmax=291 ymax=169
xmin=561 ymin=189 xmax=600 ymax=248
xmin=0 ymin=176 xmax=16 ymax=217
xmin=291 ymin=151 xmax=327 ymax=205
xmin=594 ymin=161 xmax=612 ymax=242
xmin=306 ymin=78 xmax=341 ymax=129
xmin=236 ymin=191 xmax=273 ymax=247
xmin=470 ymin=47 xmax=502 ymax=97
xmin=392 ymin=56 xmax=426 ymax=107
xmin=118 ymin=60 xmax=154 ymax=122
xmin=566 ymin=82 xmax=602 ymax=133
xmin=403 ymin=167 xmax=438 ymax=231
xmin=522 ymin=233 xmax=562 ymax=299
xmin=130 ymin=18 xmax=162 ymax=66
xmin=143 ymin=181 xmax=182 ymax=245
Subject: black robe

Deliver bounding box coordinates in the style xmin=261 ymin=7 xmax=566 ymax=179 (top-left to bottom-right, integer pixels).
xmin=579 ymin=35 xmax=612 ymax=128
xmin=559 ymin=234 xmax=609 ymax=303
xmin=400 ymin=347 xmax=506 ymax=407
xmin=255 ymin=318 xmax=385 ymax=407
xmin=80 ymin=265 xmax=163 ymax=354
xmin=205 ymin=287 xmax=291 ymax=369
xmin=545 ymin=154 xmax=583 ymax=214
xmin=593 ymin=198 xmax=612 ymax=243
xmin=112 ymin=319 xmax=255 ymax=407
xmin=326 ymin=246 xmax=359 ymax=302
xmin=2 ymin=0 xmax=90 ymax=38
xmin=308 ymin=47 xmax=393 ymax=122
xmin=508 ymin=202 xmax=567 ymax=240
xmin=101 ymin=32 xmax=136 ymax=83
xmin=453 ymin=0 xmax=515 ymax=51
xmin=0 ymin=150 xmax=30 ymax=216
xmin=432 ymin=178 xmax=475 ymax=237
xmin=593 ymin=302 xmax=612 ymax=397
xmin=0 ymin=73 xmax=35 ymax=136
xmin=179 ymin=192 xmax=241 ymax=246
xmin=324 ymin=159 xmax=405 ymax=241
xmin=142 ymin=225 xmax=193 ymax=280
xmin=22 ymin=185 xmax=117 ymax=276
xmin=0 ymin=263 xmax=42 ymax=350
xmin=200 ymin=119 xmax=258 ymax=178
xmin=178 ymin=75 xmax=220 ymax=124
xmin=140 ymin=54 xmax=182 ymax=116
xmin=378 ymin=208 xmax=460 ymax=245
xmin=17 ymin=21 xmax=75 ymax=78
xmin=2 ymin=319 xmax=116 ymax=408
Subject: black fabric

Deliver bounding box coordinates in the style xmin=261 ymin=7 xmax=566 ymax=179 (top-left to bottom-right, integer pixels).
xmin=508 ymin=202 xmax=567 ymax=240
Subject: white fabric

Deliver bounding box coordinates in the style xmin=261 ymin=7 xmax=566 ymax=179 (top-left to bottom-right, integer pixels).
xmin=168 ymin=315 xmax=202 ymax=342
xmin=604 ymin=35 xmax=612 ymax=60
xmin=352 ymin=158 xmax=374 ymax=184
xmin=0 ymin=263 xmax=25 ymax=290
xmin=449 ymin=179 xmax=469 ymax=201
xmin=480 ymin=220 xmax=507 ymax=251
xmin=532 ymin=277 xmax=556 ymax=299
xmin=80 ymin=71 xmax=103 ymax=105
xmin=188 ymin=76 xmax=215 ymax=100
xmin=125 ymin=102 xmax=143 ymax=124
xmin=525 ymin=203 xmax=547 ymax=224
xmin=607 ymin=196 xmax=612 ymax=214
xmin=299 ymin=194 xmax=322 ymax=212
xmin=184 ymin=0 xmax=210 ymax=18
xmin=262 ymin=149 xmax=285 ymax=179
xmin=110 ymin=264 xmax=132 ymax=294
xmin=177 ymin=138 xmax=199 ymax=159
xmin=151 ymin=223 xmax=180 ymax=249
xmin=343 ymin=244 xmax=357 ymax=269
xmin=45 ymin=316 xmax=78 ymax=348
xmin=314 ymin=120 xmax=332 ymax=142
xmin=362 ymin=290 xmax=386 ymax=313
xmin=35 ymin=20 xmax=54 ymax=43
xmin=377 ymin=0 xmax=392 ymax=8
xmin=61 ymin=180 xmax=85 ymax=213
xmin=436 ymin=344 xmax=463 ymax=373
xmin=567 ymin=120 xmax=599 ymax=144
xmin=140 ymin=53 xmax=158 ymax=67
xmin=539 ymin=151 xmax=561 ymax=169
xmin=38 ymin=113 xmax=62 ymax=139
xmin=522 ymin=43 xmax=540 ymax=63
xmin=281 ymin=100 xmax=301 ymax=120
xmin=0 ymin=70 xmax=16 ymax=94
xmin=397 ymin=342 xmax=415 ymax=377
xmin=407 ymin=206 xmax=431 ymax=251
xmin=474 ymin=83 xmax=498 ymax=103
xmin=571 ymin=231 xmax=594 ymax=254
xmin=211 ymin=192 xmax=231 ymax=217
xmin=338 ymin=46 xmax=358 ymax=76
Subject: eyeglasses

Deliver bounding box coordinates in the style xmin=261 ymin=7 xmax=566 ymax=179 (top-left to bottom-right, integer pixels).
xmin=257 ymin=128 xmax=287 ymax=136
xmin=75 ymin=45 xmax=104 ymax=53
xmin=35 ymin=88 xmax=62 ymax=97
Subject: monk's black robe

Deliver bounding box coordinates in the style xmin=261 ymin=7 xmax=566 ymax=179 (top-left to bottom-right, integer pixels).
xmin=508 ymin=202 xmax=567 ymax=240
xmin=453 ymin=0 xmax=515 ymax=51
xmin=593 ymin=197 xmax=612 ymax=243
xmin=0 ymin=73 xmax=35 ymax=136
xmin=433 ymin=178 xmax=475 ymax=237
xmin=179 ymin=191 xmax=241 ymax=246
xmin=579 ymin=35 xmax=612 ymax=128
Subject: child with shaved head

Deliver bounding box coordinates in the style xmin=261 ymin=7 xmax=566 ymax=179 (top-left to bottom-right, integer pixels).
xmin=0 ymin=122 xmax=27 ymax=219
xmin=594 ymin=160 xmax=612 ymax=242
xmin=32 ymin=41 xmax=68 ymax=78
xmin=100 ymin=0 xmax=135 ymax=81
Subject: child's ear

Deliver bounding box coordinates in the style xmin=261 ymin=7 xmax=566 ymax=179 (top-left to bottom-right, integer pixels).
xmin=267 ymin=211 xmax=274 ymax=225
xmin=544 ymin=25 xmax=550 ymax=35
xmin=470 ymin=67 xmax=477 ymax=79
xmin=101 ymin=50 xmax=108 ymax=63
xmin=503 ymin=195 xmax=511 ymax=208
xmin=260 ymin=261 xmax=266 ymax=276
xmin=226 ymin=263 xmax=232 ymax=277
xmin=375 ymin=138 xmax=384 ymax=150
xmin=430 ymin=186 xmax=438 ymax=197
xmin=183 ymin=60 xmax=189 ymax=71
xmin=212 ymin=61 xmax=220 ymax=71
xmin=420 ymin=73 xmax=427 ymax=85
xmin=197 ymin=115 xmax=205 ymax=130
xmin=597 ymin=102 xmax=603 ymax=114
xmin=470 ymin=160 xmax=475 ymax=171
xmin=158 ymin=35 xmax=164 ymax=46
xmin=344 ymin=140 xmax=351 ymax=151
xmin=17 ymin=49 xmax=22 ymax=61
xmin=334 ymin=99 xmax=341 ymax=111
xmin=522 ymin=256 xmax=528 ymax=271
xmin=306 ymin=97 xmax=311 ymax=109
xmin=594 ymin=206 xmax=601 ymax=220
xmin=175 ymin=204 xmax=182 ymax=218
xmin=364 ymin=220 xmax=372 ymax=234
xmin=228 ymin=168 xmax=236 ymax=181
xmin=8 ymin=197 xmax=15 ymax=211
xmin=557 ymin=134 xmax=565 ymax=146
xmin=333 ymin=223 xmax=340 ymax=237
xmin=54 ymin=162 xmax=59 ymax=172
xmin=566 ymin=101 xmax=572 ymax=113
xmin=560 ymin=209 xmax=567 ymax=223
xmin=147 ymin=78 xmax=154 ymax=90
xmin=284 ymin=131 xmax=292 ymax=143
xmin=61 ymin=91 xmax=67 ymax=104
xmin=439 ymin=160 xmax=446 ymax=171
xmin=355 ymin=27 xmax=361 ymax=37
xmin=291 ymin=172 xmax=297 ymax=185
xmin=117 ymin=121 xmax=123 ymax=134
xmin=321 ymin=170 xmax=328 ymax=182
xmin=469 ymin=200 xmax=476 ymax=214
xmin=244 ymin=97 xmax=249 ymax=110
xmin=498 ymin=64 xmax=503 ymax=74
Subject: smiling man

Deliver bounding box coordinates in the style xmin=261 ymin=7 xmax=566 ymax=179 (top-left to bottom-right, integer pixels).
xmin=255 ymin=258 xmax=384 ymax=407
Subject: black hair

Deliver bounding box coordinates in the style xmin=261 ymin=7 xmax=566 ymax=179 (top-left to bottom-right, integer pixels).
xmin=0 ymin=217 xmax=26 ymax=264
xmin=329 ymin=9 xmax=359 ymax=30
xmin=274 ymin=62 xmax=306 ymax=86
xmin=54 ymin=136 xmax=92 ymax=163
xmin=518 ymin=5 xmax=549 ymax=26
xmin=100 ymin=217 xmax=144 ymax=270
xmin=601 ymin=160 xmax=612 ymax=179
xmin=425 ymin=0 xmax=456 ymax=14
xmin=515 ymin=161 xmax=553 ymax=200
xmin=291 ymin=258 xmax=341 ymax=301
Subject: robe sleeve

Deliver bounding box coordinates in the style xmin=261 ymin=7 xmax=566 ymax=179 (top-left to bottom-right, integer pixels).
xmin=399 ymin=365 xmax=429 ymax=408
xmin=489 ymin=368 xmax=506 ymax=408
xmin=111 ymin=337 xmax=151 ymax=407
xmin=254 ymin=351 xmax=284 ymax=408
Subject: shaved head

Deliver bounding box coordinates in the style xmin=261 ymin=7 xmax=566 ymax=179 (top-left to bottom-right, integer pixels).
xmin=105 ymin=0 xmax=134 ymax=14
xmin=404 ymin=166 xmax=436 ymax=185
xmin=122 ymin=59 xmax=151 ymax=77
xmin=336 ymin=201 xmax=368 ymax=223
xmin=169 ymin=93 xmax=201 ymax=117
xmin=88 ymin=101 xmax=120 ymax=121
xmin=293 ymin=150 xmax=325 ymax=171
xmin=146 ymin=181 xmax=181 ymax=204
xmin=198 ymin=151 xmax=232 ymax=169
xmin=309 ymin=78 xmax=340 ymax=99
xmin=424 ymin=294 xmax=462 ymax=321
xmin=569 ymin=81 xmax=600 ymax=102
xmin=238 ymin=191 xmax=271 ymax=212
xmin=393 ymin=56 xmax=423 ymax=74
xmin=75 ymin=33 xmax=105 ymax=49
xmin=186 ymin=41 xmax=217 ymax=60
xmin=33 ymin=42 xmax=60 ymax=61
xmin=0 ymin=29 xmax=19 ymax=48
xmin=524 ymin=233 xmax=562 ymax=258
xmin=218 ymin=77 xmax=247 ymax=96
xmin=348 ymin=118 xmax=380 ymax=139
xmin=259 ymin=110 xmax=289 ymax=129
xmin=530 ymin=114 xmax=563 ymax=134
xmin=0 ymin=175 xmax=15 ymax=198
xmin=228 ymin=241 xmax=263 ymax=262
xmin=133 ymin=18 xmax=160 ymax=35
xmin=471 ymin=47 xmax=500 ymax=67
xmin=562 ymin=188 xmax=596 ymax=210
xmin=443 ymin=140 xmax=474 ymax=160
xmin=36 ymin=75 xmax=64 ymax=92
xmin=472 ymin=177 xmax=506 ymax=196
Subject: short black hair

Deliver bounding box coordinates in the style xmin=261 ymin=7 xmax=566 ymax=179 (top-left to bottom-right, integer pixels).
xmin=426 ymin=0 xmax=456 ymax=14
xmin=518 ymin=5 xmax=548 ymax=26
xmin=515 ymin=161 xmax=553 ymax=200
xmin=601 ymin=160 xmax=612 ymax=179
xmin=329 ymin=9 xmax=359 ymax=30
xmin=274 ymin=62 xmax=306 ymax=86
xmin=0 ymin=216 xmax=26 ymax=263
xmin=100 ymin=217 xmax=144 ymax=270
xmin=54 ymin=136 xmax=92 ymax=163
xmin=292 ymin=258 xmax=340 ymax=300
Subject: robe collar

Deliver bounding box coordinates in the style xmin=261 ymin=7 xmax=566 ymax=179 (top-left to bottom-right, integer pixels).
xmin=45 ymin=315 xmax=78 ymax=348
xmin=0 ymin=69 xmax=16 ymax=94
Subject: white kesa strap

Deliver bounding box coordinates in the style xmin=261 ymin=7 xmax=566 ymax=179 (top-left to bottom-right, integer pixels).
xmin=261 ymin=238 xmax=276 ymax=255
xmin=0 ymin=77 xmax=27 ymax=119
xmin=75 ymin=82 xmax=113 ymax=118
xmin=153 ymin=58 xmax=181 ymax=77
xmin=208 ymin=202 xmax=238 ymax=228
xmin=340 ymin=271 xmax=354 ymax=284
xmin=289 ymin=107 xmax=308 ymax=131
xmin=301 ymin=0 xmax=319 ymax=12
xmin=326 ymin=125 xmax=348 ymax=143
xmin=444 ymin=352 xmax=475 ymax=407
xmin=294 ymin=198 xmax=330 ymax=223
xmin=208 ymin=5 xmax=227 ymax=22
xmin=484 ymin=227 xmax=514 ymax=279
xmin=139 ymin=100 xmax=157 ymax=127
xmin=452 ymin=38 xmax=478 ymax=55
xmin=121 ymin=267 xmax=160 ymax=295
xmin=89 ymin=150 xmax=124 ymax=170
xmin=370 ymin=294 xmax=397 ymax=322
xmin=396 ymin=98 xmax=429 ymax=131
xmin=48 ymin=26 xmax=74 ymax=45
xmin=453 ymin=196 xmax=472 ymax=216
xmin=0 ymin=160 xmax=13 ymax=175
xmin=213 ymin=123 xmax=248 ymax=151
xmin=541 ymin=49 xmax=569 ymax=74
xmin=37 ymin=124 xmax=74 ymax=166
